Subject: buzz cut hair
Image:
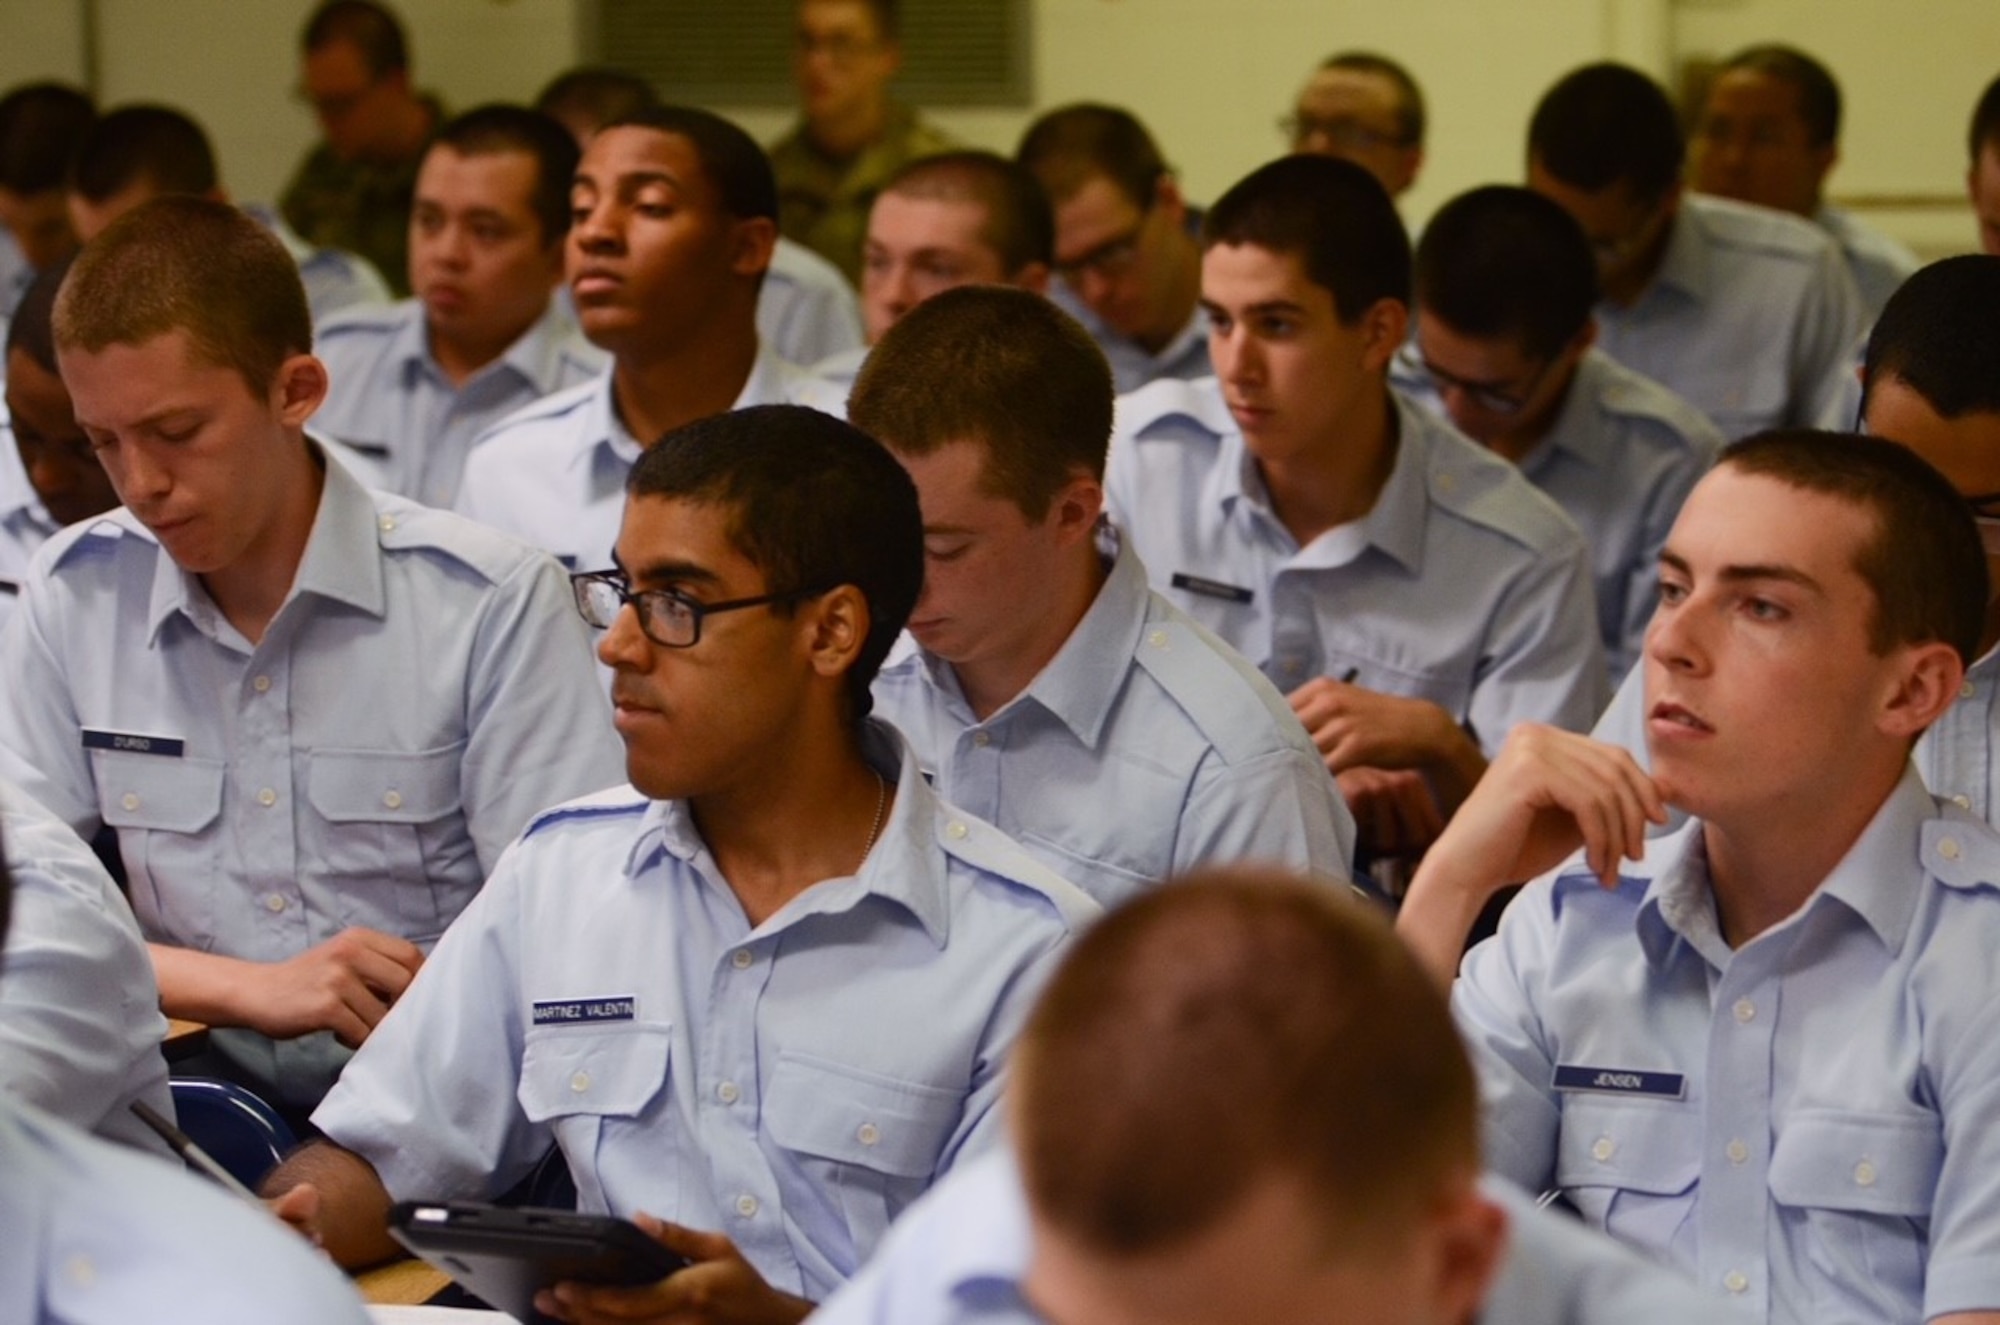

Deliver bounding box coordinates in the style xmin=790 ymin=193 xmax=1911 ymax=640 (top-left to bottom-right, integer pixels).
xmin=880 ymin=150 xmax=1055 ymax=273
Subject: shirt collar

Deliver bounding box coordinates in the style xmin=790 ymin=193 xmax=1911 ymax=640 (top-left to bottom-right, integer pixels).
xmin=622 ymin=719 xmax=953 ymax=947
xmin=1646 ymin=203 xmax=1712 ymax=307
xmin=144 ymin=444 xmax=388 ymax=644
xmin=586 ymin=343 xmax=794 ymax=470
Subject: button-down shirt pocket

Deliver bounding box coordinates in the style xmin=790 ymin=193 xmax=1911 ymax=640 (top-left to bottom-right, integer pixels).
xmin=764 ymin=1052 xmax=967 ymax=1261
xmin=307 ymin=744 xmax=468 ymax=941
xmin=95 ymin=753 xmax=224 ymax=949
xmin=1556 ymin=1099 xmax=1701 ymax=1252
xmin=519 ymin=1024 xmax=674 ymax=1215
xmin=1769 ymin=1108 xmax=1940 ymax=1311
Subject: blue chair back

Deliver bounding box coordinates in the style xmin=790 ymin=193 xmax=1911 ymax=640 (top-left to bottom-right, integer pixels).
xmin=168 ymin=1076 xmax=298 ymax=1190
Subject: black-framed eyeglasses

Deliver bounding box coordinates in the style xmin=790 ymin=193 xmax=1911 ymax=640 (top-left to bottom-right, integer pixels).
xmin=570 ymin=570 xmax=830 ymax=649
xmin=1279 ymin=113 xmax=1411 ymax=154
xmin=1418 ymin=352 xmax=1560 ymax=417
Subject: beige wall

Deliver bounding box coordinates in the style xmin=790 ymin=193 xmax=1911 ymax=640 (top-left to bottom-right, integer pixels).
xmin=0 ymin=0 xmax=1985 ymax=254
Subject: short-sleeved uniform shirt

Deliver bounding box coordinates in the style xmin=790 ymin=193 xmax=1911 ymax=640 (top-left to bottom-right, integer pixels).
xmin=1107 ymin=380 xmax=1607 ymax=755
xmin=1050 ymin=283 xmax=1210 ymax=396
xmin=0 ymin=409 xmax=60 ymax=635
xmin=1396 ymin=347 xmax=1721 ymax=682
xmin=313 ymin=297 xmax=605 ymax=508
xmin=314 ymin=727 xmax=1099 ymax=1305
xmin=1816 ymin=204 xmax=1920 ymax=323
xmin=0 ymin=451 xmax=625 ymax=1107
xmin=873 ymin=534 xmax=1354 ymax=904
xmin=762 ymin=237 xmax=865 ymax=367
xmin=1594 ymin=194 xmax=1865 ymax=439
xmin=1455 ymin=768 xmax=2000 ymax=1322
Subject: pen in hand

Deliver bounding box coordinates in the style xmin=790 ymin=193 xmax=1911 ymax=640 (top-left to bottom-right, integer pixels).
xmin=129 ymin=1099 xmax=269 ymax=1210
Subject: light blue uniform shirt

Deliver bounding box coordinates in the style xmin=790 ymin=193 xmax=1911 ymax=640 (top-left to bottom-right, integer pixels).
xmin=1597 ymin=195 xmax=1865 ymax=439
xmin=1050 ymin=281 xmax=1210 ymax=394
xmin=0 ymin=227 xmax=31 ymax=321
xmin=0 ymin=407 xmax=60 ymax=635
xmin=1396 ymin=347 xmax=1721 ymax=682
xmin=873 ymin=535 xmax=1354 ymax=904
xmin=0 ymin=778 xmax=172 ymax=1157
xmin=0 ymin=451 xmax=625 ymax=1108
xmin=1816 ymin=204 xmax=1919 ymax=323
xmin=1107 ymin=380 xmax=1607 ymax=755
xmin=764 ymin=236 xmax=865 ymax=367
xmin=244 ymin=202 xmax=392 ymax=328
xmin=0 ymin=1096 xmax=372 ymax=1325
xmin=1456 ymin=767 xmax=2000 ymax=1322
xmin=454 ymin=346 xmax=815 ymax=570
xmin=799 ymin=343 xmax=871 ymax=417
xmin=815 ymin=1150 xmax=1719 ymax=1325
xmin=314 ymin=725 xmax=1099 ymax=1305
xmin=313 ymin=297 xmax=605 ymax=508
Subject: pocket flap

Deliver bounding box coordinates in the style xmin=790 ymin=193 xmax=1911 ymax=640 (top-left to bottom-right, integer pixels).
xmin=1768 ymin=1109 xmax=1942 ymax=1216
xmin=308 ymin=744 xmax=463 ymax=823
xmin=96 ymin=754 xmax=224 ymax=833
xmin=1555 ymin=1098 xmax=1702 ymax=1195
xmin=518 ymin=1023 xmax=672 ymax=1122
xmin=764 ymin=1052 xmax=965 ymax=1179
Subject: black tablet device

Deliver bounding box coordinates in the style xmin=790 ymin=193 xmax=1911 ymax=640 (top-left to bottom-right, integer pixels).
xmin=388 ymin=1200 xmax=690 ymax=1323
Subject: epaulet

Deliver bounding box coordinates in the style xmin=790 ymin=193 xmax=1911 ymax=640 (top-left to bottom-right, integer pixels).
xmin=1129 ymin=608 xmax=1300 ymax=764
xmin=523 ymin=786 xmax=649 ymax=840
xmin=1689 ymin=195 xmax=1840 ymax=263
xmin=1113 ymin=375 xmax=1233 ymax=443
xmin=1926 ymin=809 xmax=2000 ymax=896
xmin=44 ymin=513 xmax=150 ymax=574
xmin=1588 ymin=357 xmax=1727 ymax=452
xmin=1420 ymin=417 xmax=1584 ymax=556
xmin=312 ymin=301 xmax=408 ymax=342
xmin=479 ymin=378 xmax=601 ymax=439
xmin=934 ymin=808 xmax=1101 ymax=931
xmin=371 ymin=492 xmax=549 ymax=586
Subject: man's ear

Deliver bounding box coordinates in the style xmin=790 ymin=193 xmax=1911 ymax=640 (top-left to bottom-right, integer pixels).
xmin=730 ymin=216 xmax=779 ymax=281
xmin=804 ymin=584 xmax=871 ymax=682
xmin=1045 ymin=470 xmax=1105 ymax=546
xmin=1425 ymin=1186 xmax=1509 ymax=1325
xmin=1879 ymin=640 xmax=1964 ymax=741
xmin=274 ymin=353 xmax=330 ymax=428
xmin=1358 ymin=297 xmax=1410 ymax=373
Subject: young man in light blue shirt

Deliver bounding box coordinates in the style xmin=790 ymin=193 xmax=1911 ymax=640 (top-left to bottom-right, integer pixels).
xmin=312 ymin=105 xmax=604 ymax=508
xmin=817 ymin=872 xmax=1715 ymax=1325
xmin=269 ymin=406 xmax=1096 ymax=1324
xmin=1401 ymin=432 xmax=2000 ymax=1323
xmin=1528 ymin=63 xmax=1864 ymax=439
xmin=1111 ymin=154 xmax=1604 ymax=867
xmin=1398 ymin=185 xmax=1720 ymax=683
xmin=0 ymin=197 xmax=621 ymax=1114
xmin=850 ymin=285 xmax=1353 ymax=904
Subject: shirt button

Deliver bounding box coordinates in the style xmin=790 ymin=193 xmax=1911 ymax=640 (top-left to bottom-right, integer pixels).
xmin=856 ymin=1122 xmax=880 ymax=1147
xmin=735 ymin=1194 xmax=759 ymax=1218
xmin=1590 ymin=1136 xmax=1615 ymax=1162
xmin=1436 ymin=472 xmax=1456 ymax=493
xmin=264 ymin=893 xmax=287 ymax=913
xmin=379 ymin=515 xmax=397 ymax=533
xmin=1940 ymin=837 xmax=1962 ymax=861
xmin=1962 ymin=681 xmax=1977 ymax=699
xmin=971 ymin=731 xmax=990 ymax=747
xmin=252 ymin=674 xmax=272 ymax=693
xmin=1953 ymin=794 xmax=1973 ymax=810
xmin=1724 ymin=1270 xmax=1749 ymax=1295
xmin=570 ymin=1071 xmax=590 ymax=1093
xmin=731 ymin=948 xmax=754 ymax=969
xmin=1854 ymin=1160 xmax=1878 ymax=1187
xmin=1733 ymin=998 xmax=1756 ymax=1023
xmin=1147 ymin=629 xmax=1168 ymax=649
xmin=121 ymin=792 xmax=140 ymax=811
xmin=716 ymin=1081 xmax=740 ymax=1105
xmin=65 ymin=1254 xmax=95 ymax=1288
xmin=1726 ymin=1139 xmax=1748 ymax=1165
xmin=947 ymin=821 xmax=968 ymax=840
xmin=257 ymin=787 xmax=278 ymax=807
xmin=383 ymin=790 xmax=404 ymax=810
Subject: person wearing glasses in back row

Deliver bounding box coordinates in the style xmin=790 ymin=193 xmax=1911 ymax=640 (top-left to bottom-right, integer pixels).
xmin=1394 ymin=186 xmax=1721 ymax=685
xmin=1016 ymin=105 xmax=1209 ymax=395
xmin=1283 ymin=50 xmax=1426 ymax=201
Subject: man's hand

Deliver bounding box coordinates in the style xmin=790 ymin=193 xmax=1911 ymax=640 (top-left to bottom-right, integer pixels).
xmin=247 ymin=928 xmax=425 ymax=1047
xmin=1397 ymin=723 xmax=1666 ymax=986
xmin=536 ymin=1215 xmax=812 ymax=1325
xmin=1289 ymin=676 xmax=1461 ymax=773
xmin=1338 ymin=767 xmax=1445 ymax=858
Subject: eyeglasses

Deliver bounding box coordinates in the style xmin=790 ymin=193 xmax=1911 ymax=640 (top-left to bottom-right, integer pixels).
xmin=795 ymin=32 xmax=885 ymax=63
xmin=1417 ymin=352 xmax=1561 ymax=417
xmin=1280 ymin=113 xmax=1411 ymax=155
xmin=570 ymin=570 xmax=829 ymax=649
xmin=1055 ymin=213 xmax=1151 ymax=286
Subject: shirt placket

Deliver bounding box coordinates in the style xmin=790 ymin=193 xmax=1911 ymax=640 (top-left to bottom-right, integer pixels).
xmin=1699 ymin=948 xmax=1781 ymax=1320
xmin=233 ymin=638 xmax=302 ymax=962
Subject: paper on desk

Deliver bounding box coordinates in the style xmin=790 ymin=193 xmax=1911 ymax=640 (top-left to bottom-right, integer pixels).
xmin=367 ymin=1307 xmax=521 ymax=1324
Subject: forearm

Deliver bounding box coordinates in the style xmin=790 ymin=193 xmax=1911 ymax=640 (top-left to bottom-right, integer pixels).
xmin=263 ymin=1139 xmax=404 ymax=1269
xmin=149 ymin=942 xmax=267 ymax=1027
xmin=1419 ymin=718 xmax=1488 ymax=819
xmin=1394 ymin=857 xmax=1496 ymax=990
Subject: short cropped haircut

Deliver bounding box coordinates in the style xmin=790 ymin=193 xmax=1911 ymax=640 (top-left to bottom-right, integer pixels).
xmin=6 ymin=258 xmax=71 ymax=373
xmin=1719 ymin=44 xmax=1841 ymax=148
xmin=1203 ymin=154 xmax=1411 ymax=324
xmin=1016 ymin=104 xmax=1167 ymax=212
xmin=1722 ymin=430 xmax=1988 ymax=666
xmin=849 ymin=287 xmax=1111 ymax=520
xmin=881 ymin=150 xmax=1055 ymax=272
xmin=432 ymin=104 xmax=581 ymax=246
xmin=0 ymin=83 xmax=95 ymax=196
xmin=534 ymin=66 xmax=659 ymax=135
xmin=54 ymin=196 xmax=312 ymax=399
xmin=820 ymin=0 xmax=901 ymax=41
xmin=1016 ymin=871 xmax=1478 ymax=1254
xmin=627 ymin=405 xmax=923 ymax=723
xmin=1529 ymin=63 xmax=1684 ymax=202
xmin=1319 ymin=50 xmax=1426 ymax=148
xmin=301 ymin=0 xmax=409 ymax=77
xmin=603 ymin=106 xmax=778 ymax=223
xmin=1863 ymin=255 xmax=2000 ymax=418
xmin=69 ymin=104 xmax=217 ymax=203
xmin=1416 ymin=185 xmax=1597 ymax=357
xmin=1970 ymin=73 xmax=2000 ymax=162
